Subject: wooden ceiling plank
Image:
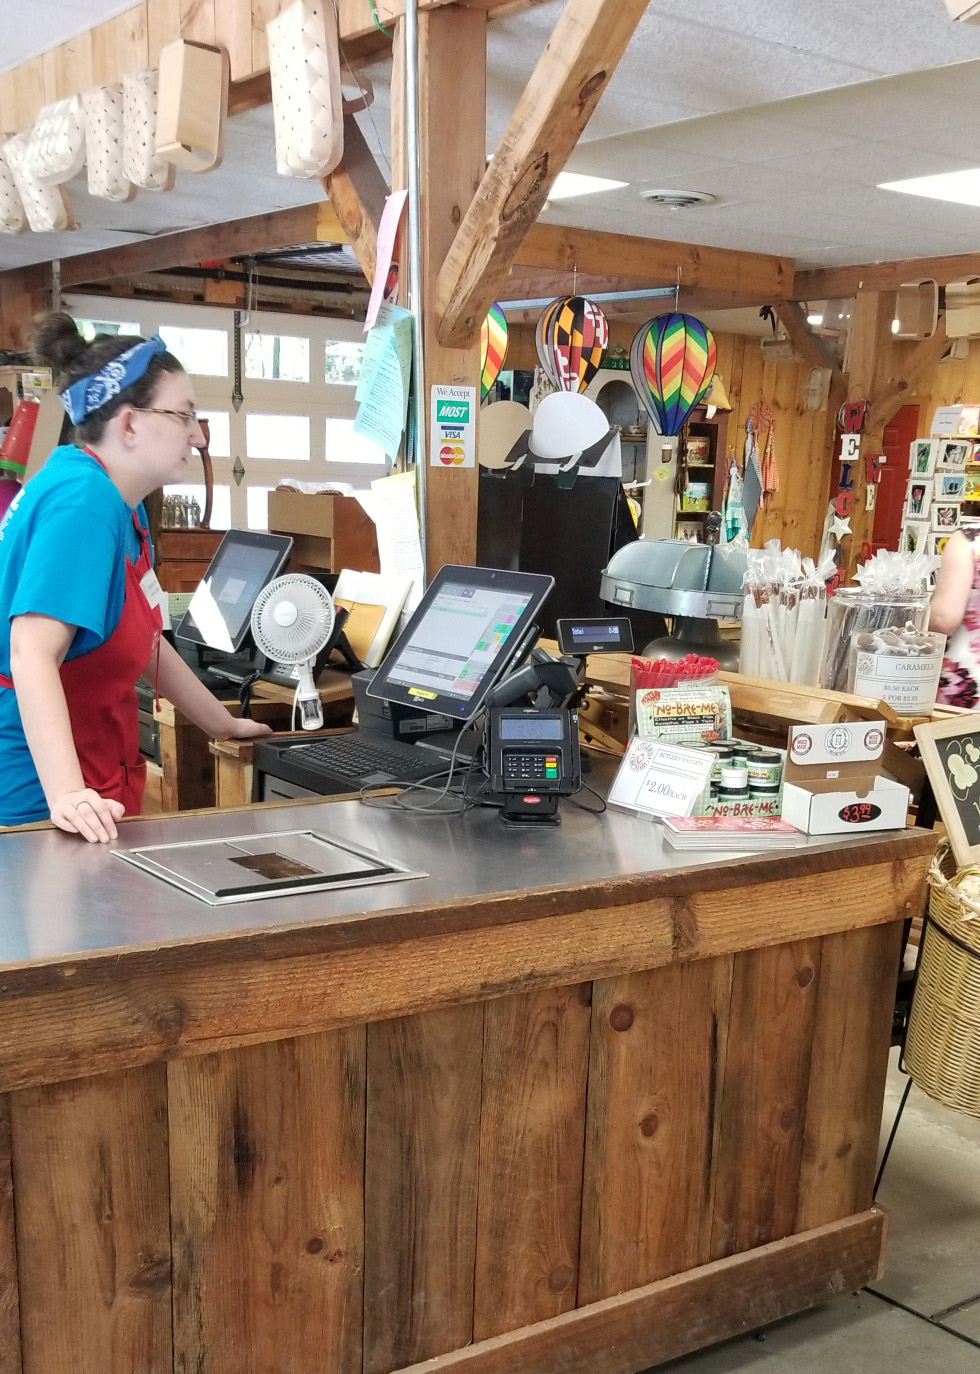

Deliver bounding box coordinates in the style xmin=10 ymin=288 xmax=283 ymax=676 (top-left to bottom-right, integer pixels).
xmin=436 ymin=0 xmax=651 ymax=348
xmin=179 ymin=0 xmax=217 ymax=46
xmin=214 ymin=0 xmax=254 ymax=82
xmin=322 ymin=116 xmax=388 ymax=284
xmin=796 ymin=253 xmax=980 ymax=299
xmin=147 ymin=0 xmax=182 ymax=67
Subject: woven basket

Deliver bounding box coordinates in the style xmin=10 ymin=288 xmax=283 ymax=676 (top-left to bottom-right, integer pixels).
xmin=905 ymin=839 xmax=980 ymax=1117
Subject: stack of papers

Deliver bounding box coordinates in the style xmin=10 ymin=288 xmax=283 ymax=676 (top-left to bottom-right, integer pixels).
xmin=662 ymin=817 xmax=805 ymax=851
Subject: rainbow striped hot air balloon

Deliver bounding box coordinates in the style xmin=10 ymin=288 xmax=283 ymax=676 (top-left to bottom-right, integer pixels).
xmin=630 ymin=312 xmax=717 ymax=436
xmin=481 ymin=304 xmax=509 ymax=402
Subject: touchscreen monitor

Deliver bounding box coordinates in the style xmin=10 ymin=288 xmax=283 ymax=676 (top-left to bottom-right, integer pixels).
xmin=174 ymin=530 xmax=293 ymax=652
xmin=367 ymin=566 xmax=553 ymax=721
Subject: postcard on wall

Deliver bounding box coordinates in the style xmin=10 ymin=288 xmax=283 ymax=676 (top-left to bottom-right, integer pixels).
xmin=902 ymin=520 xmax=929 ymax=556
xmin=932 ymin=501 xmax=962 ymax=531
xmin=936 ymin=473 xmax=967 ymax=501
xmin=936 ymin=439 xmax=971 ymax=472
xmin=910 ymin=438 xmax=937 ymax=477
xmin=905 ymin=478 xmax=933 ymax=521
xmin=927 ymin=532 xmax=951 ymax=557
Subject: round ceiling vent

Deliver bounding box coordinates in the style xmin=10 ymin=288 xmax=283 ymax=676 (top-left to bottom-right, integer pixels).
xmin=640 ymin=189 xmax=718 ymax=209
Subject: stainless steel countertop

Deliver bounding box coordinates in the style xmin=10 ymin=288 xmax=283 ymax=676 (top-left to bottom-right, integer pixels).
xmin=0 ymin=798 xmax=912 ymax=970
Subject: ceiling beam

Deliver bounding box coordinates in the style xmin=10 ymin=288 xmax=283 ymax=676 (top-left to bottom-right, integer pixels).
xmin=436 ymin=0 xmax=652 ymax=348
xmin=514 ymin=223 xmax=794 ymax=301
xmin=773 ymin=301 xmax=843 ymax=386
xmin=795 ymin=253 xmax=980 ymax=300
xmin=3 ymin=204 xmax=342 ymax=296
xmin=866 ymin=314 xmax=950 ymax=434
xmin=322 ymin=117 xmax=388 ymax=284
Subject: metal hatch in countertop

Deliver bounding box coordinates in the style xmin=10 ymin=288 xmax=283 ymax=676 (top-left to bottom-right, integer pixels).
xmin=114 ymin=829 xmax=426 ymax=906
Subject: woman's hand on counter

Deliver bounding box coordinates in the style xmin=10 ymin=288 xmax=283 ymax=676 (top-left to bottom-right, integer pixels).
xmin=49 ymin=788 xmax=125 ymax=843
xmin=217 ymin=717 xmax=274 ymax=742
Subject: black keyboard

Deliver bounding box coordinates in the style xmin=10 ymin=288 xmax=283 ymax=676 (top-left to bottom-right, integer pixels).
xmin=291 ymin=736 xmax=440 ymax=785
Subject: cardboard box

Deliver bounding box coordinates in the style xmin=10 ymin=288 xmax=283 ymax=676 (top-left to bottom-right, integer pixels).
xmin=779 ymin=720 xmax=909 ymax=834
xmin=267 ymin=488 xmax=379 ymax=573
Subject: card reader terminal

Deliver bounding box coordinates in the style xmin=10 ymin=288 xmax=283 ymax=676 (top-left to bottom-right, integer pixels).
xmin=487 ymin=707 xmax=581 ymax=826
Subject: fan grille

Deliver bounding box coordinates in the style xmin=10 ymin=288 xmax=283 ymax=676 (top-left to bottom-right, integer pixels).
xmin=251 ymin=575 xmax=335 ymax=663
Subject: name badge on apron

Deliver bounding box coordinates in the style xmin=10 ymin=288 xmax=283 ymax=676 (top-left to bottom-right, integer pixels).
xmin=140 ymin=567 xmax=171 ymax=631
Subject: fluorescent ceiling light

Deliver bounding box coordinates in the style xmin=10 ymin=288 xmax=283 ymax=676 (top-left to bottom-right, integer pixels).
xmin=879 ymin=168 xmax=980 ymax=207
xmin=547 ymin=171 xmax=628 ymax=200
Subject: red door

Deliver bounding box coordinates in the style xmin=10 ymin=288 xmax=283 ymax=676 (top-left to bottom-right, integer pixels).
xmin=874 ymin=405 xmax=919 ymax=553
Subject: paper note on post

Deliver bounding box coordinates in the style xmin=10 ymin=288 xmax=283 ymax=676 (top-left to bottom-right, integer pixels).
xmin=354 ymin=303 xmax=414 ymax=460
xmin=364 ymin=189 xmax=408 ymax=332
xmin=367 ymin=470 xmax=425 ymax=623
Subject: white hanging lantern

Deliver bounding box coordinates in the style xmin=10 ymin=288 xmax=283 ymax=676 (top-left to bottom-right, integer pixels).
xmin=123 ymin=69 xmax=175 ymax=192
xmin=267 ymin=0 xmax=344 ymax=180
xmin=0 ymin=149 xmax=27 ymax=234
xmin=1 ymin=134 xmax=74 ymax=233
xmin=23 ymin=96 xmax=86 ymax=185
xmin=82 ymin=84 xmax=134 ymax=202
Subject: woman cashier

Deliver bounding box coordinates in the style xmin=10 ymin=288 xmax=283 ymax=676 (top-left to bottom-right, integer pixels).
xmin=0 ymin=314 xmax=270 ymax=842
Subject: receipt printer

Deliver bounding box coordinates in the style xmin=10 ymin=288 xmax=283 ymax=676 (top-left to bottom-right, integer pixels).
xmin=486 ymin=706 xmax=581 ymax=827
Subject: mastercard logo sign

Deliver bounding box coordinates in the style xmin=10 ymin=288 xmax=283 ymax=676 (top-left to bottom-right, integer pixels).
xmin=439 ymin=444 xmax=466 ymax=466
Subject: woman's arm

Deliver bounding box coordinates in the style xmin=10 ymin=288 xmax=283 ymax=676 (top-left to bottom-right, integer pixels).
xmin=9 ymin=614 xmax=124 ymax=842
xmin=148 ymin=636 xmax=272 ymax=740
xmin=930 ymin=530 xmax=975 ymax=636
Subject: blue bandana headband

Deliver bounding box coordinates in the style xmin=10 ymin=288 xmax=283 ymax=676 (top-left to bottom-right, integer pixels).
xmin=59 ymin=335 xmax=168 ymax=425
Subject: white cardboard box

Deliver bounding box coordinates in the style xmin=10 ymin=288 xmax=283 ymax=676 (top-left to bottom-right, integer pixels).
xmin=781 ymin=776 xmax=909 ymax=835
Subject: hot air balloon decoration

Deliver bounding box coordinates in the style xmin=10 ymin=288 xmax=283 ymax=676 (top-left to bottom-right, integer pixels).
xmin=630 ymin=312 xmax=717 ymax=436
xmin=536 ymin=295 xmax=610 ymax=393
xmin=481 ymin=303 xmax=509 ymax=402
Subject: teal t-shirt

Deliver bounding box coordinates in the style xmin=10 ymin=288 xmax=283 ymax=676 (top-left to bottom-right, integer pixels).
xmin=0 ymin=446 xmax=146 ymax=825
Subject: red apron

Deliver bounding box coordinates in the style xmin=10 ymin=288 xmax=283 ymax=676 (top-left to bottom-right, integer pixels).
xmin=0 ymin=453 xmax=162 ymax=816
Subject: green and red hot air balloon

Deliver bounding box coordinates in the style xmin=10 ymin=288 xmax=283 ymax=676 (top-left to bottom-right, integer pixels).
xmin=630 ymin=312 xmax=717 ymax=436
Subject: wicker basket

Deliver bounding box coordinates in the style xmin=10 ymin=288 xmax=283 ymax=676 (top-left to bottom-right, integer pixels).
xmin=905 ymin=839 xmax=980 ymax=1117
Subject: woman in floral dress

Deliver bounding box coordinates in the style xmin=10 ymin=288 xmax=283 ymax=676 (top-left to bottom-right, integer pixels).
xmin=932 ymin=529 xmax=980 ymax=708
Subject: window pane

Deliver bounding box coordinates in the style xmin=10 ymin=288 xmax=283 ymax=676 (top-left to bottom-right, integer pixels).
xmin=325 ymin=417 xmax=386 ymax=465
xmin=198 ymin=410 xmax=230 ymax=458
xmin=158 ymin=325 xmax=228 ymax=377
xmin=246 ymin=413 xmax=310 ymax=460
xmin=74 ymin=318 xmax=140 ymax=341
xmin=162 ymin=484 xmax=231 ymax=530
xmin=324 ymin=341 xmax=365 ymax=386
xmin=245 ymin=333 xmax=310 ymax=382
xmin=247 ymin=486 xmax=273 ymax=530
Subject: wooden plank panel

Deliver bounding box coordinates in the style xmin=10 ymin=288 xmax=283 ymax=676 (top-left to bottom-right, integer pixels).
xmin=214 ymin=0 xmax=253 ymax=81
xmin=711 ymin=938 xmax=823 ymax=1259
xmin=392 ymin=1210 xmax=888 ymax=1374
xmin=180 ymin=0 xmax=217 ymax=45
xmin=579 ymin=956 xmax=733 ymax=1304
xmin=0 ymin=845 xmax=932 ymax=1093
xmin=251 ymin=0 xmax=285 ymax=74
xmin=2 ymin=60 xmax=44 ymax=133
xmin=364 ymin=1004 xmax=483 ymax=1374
xmin=473 ymin=985 xmax=592 ymax=1340
xmin=147 ymin=0 xmax=183 ymax=66
xmin=41 ymin=33 xmax=94 ymax=103
xmin=796 ymin=921 xmax=904 ymax=1230
xmin=0 ymin=1099 xmax=21 ymax=1374
xmin=10 ymin=1066 xmax=172 ymax=1374
xmin=169 ymin=1029 xmax=365 ymax=1374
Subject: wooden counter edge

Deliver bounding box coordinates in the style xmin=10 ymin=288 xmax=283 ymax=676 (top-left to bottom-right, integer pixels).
xmin=392 ymin=1210 xmax=886 ymax=1374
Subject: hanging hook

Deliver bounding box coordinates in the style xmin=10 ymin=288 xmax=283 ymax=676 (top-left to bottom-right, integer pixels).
xmin=572 ymin=261 xmax=578 ymax=296
xmin=674 ymin=266 xmax=681 ymax=311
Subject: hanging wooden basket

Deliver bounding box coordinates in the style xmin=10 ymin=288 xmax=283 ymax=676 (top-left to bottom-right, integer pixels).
xmin=905 ymin=838 xmax=980 ymax=1117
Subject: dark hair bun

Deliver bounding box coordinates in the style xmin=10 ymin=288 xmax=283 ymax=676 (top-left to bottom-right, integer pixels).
xmin=32 ymin=312 xmax=89 ymax=377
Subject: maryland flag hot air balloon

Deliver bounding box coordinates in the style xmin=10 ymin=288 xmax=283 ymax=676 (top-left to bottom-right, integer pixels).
xmin=545 ymin=295 xmax=610 ymax=394
xmin=630 ymin=312 xmax=717 ymax=436
xmin=481 ymin=304 xmax=509 ymax=402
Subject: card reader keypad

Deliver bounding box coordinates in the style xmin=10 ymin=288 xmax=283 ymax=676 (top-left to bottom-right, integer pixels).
xmin=503 ymin=753 xmax=561 ymax=782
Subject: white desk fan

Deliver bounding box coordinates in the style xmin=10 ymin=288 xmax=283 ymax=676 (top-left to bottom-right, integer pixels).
xmin=250 ymin=575 xmax=336 ymax=730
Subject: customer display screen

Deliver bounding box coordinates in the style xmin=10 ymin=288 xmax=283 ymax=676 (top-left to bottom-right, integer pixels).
xmin=175 ymin=531 xmax=293 ymax=651
xmin=368 ymin=567 xmax=554 ymax=720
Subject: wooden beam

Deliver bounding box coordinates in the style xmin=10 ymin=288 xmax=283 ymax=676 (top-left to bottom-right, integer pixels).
xmin=1 ymin=205 xmax=339 ymax=297
xmin=411 ymin=6 xmax=489 ymax=574
xmin=323 ymin=117 xmax=388 ymax=284
xmin=796 ymin=252 xmax=980 ymax=300
xmin=866 ymin=314 xmax=950 ymax=434
xmin=392 ymin=1210 xmax=887 ymax=1374
xmin=840 ymin=289 xmax=897 ymax=573
xmin=436 ymin=0 xmax=652 ymax=348
xmin=517 ymin=224 xmax=794 ymax=302
xmin=773 ymin=301 xmax=842 ymax=383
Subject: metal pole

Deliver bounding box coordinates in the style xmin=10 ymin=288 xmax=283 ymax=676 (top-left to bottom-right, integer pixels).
xmin=403 ymin=0 xmax=429 ymax=580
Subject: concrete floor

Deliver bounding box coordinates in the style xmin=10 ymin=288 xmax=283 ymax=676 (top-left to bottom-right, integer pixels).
xmin=658 ymin=1050 xmax=980 ymax=1373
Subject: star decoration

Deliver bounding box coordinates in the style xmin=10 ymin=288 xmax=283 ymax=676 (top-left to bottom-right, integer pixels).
xmin=830 ymin=514 xmax=852 ymax=542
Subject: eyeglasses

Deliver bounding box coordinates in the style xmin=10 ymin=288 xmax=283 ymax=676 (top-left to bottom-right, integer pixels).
xmin=134 ymin=407 xmax=201 ymax=431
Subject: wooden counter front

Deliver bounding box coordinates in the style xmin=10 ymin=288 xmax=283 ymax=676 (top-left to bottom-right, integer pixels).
xmin=0 ymin=803 xmax=934 ymax=1374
